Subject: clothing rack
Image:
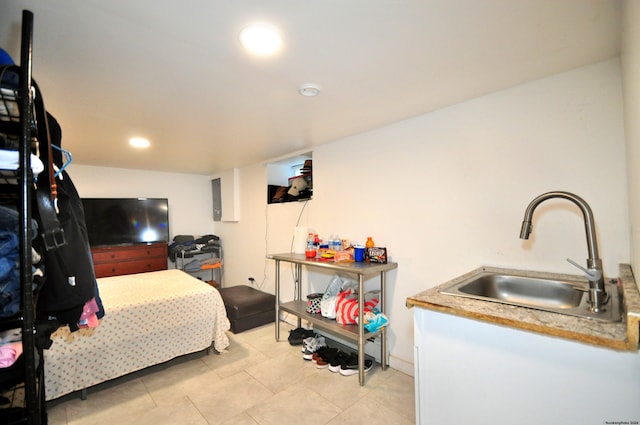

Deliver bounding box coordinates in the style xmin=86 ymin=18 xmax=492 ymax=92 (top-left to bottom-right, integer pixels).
xmin=0 ymin=10 xmax=47 ymax=425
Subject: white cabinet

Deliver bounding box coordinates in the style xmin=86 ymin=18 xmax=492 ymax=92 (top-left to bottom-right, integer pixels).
xmin=413 ymin=307 xmax=640 ymax=425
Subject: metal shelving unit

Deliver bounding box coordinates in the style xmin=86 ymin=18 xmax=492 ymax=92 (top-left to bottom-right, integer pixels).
xmin=0 ymin=10 xmax=47 ymax=425
xmin=269 ymin=252 xmax=397 ymax=385
xmin=177 ymin=244 xmax=223 ymax=286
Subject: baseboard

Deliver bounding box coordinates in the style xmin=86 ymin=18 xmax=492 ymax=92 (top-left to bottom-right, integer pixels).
xmin=389 ymin=354 xmax=414 ymax=376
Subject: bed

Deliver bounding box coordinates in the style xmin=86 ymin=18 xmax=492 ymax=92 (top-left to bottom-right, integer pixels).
xmin=42 ymin=269 xmax=230 ymax=401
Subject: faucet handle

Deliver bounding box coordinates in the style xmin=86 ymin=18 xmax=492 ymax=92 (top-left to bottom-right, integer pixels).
xmin=566 ymin=258 xmax=602 ymax=282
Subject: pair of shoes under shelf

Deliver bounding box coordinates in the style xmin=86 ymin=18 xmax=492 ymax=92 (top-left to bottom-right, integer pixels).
xmin=288 ymin=327 xmax=315 ymax=345
xmin=328 ymin=350 xmax=351 ymax=373
xmin=314 ymin=346 xmax=339 ymax=368
xmin=302 ymin=335 xmax=326 ymax=360
xmin=338 ymin=352 xmax=374 ymax=376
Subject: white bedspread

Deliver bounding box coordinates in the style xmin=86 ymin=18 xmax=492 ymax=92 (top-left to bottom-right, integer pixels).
xmin=43 ymin=269 xmax=230 ymax=400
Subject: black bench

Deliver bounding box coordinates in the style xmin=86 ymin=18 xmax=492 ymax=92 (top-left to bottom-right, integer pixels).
xmin=218 ymin=285 xmax=275 ymax=333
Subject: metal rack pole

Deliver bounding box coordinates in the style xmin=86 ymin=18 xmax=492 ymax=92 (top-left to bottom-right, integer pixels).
xmin=18 ymin=9 xmax=41 ymax=425
xmin=274 ymin=259 xmax=280 ymax=341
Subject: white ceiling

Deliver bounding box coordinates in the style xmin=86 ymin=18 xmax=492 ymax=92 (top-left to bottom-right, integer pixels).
xmin=0 ymin=0 xmax=622 ymax=175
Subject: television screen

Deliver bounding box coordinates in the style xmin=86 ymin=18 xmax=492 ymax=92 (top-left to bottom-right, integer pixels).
xmin=81 ymin=198 xmax=170 ymax=247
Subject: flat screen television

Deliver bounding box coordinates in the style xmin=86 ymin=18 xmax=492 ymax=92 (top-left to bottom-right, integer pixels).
xmin=81 ymin=198 xmax=170 ymax=247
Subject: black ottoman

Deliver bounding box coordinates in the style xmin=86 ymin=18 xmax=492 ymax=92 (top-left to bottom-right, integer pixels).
xmin=218 ymin=285 xmax=275 ymax=333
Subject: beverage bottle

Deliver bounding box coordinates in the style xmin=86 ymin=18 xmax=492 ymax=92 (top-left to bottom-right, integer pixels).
xmin=365 ymin=236 xmax=375 ymax=262
xmin=305 ymin=233 xmax=316 ymax=258
xmin=334 ymin=234 xmax=341 ymax=251
xmin=365 ymin=237 xmax=375 ymax=248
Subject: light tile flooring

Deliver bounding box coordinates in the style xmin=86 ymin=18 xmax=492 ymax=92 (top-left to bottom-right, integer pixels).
xmin=45 ymin=324 xmax=416 ymax=425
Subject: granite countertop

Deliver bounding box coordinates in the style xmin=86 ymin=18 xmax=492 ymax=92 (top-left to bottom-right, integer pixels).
xmin=406 ymin=264 xmax=640 ymax=351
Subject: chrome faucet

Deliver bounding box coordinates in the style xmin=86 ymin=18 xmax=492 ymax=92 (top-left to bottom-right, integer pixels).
xmin=519 ymin=191 xmax=607 ymax=312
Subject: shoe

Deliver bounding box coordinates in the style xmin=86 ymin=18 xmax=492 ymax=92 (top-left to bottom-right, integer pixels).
xmin=301 ymin=334 xmax=327 ymax=353
xmin=312 ymin=346 xmax=332 ymax=362
xmin=302 ymin=336 xmax=326 ymax=360
xmin=328 ymin=350 xmax=350 ymax=373
xmin=288 ymin=327 xmax=315 ymax=345
xmin=339 ymin=354 xmax=374 ymax=376
xmin=301 ymin=336 xmax=315 ymax=353
xmin=315 ymin=347 xmax=339 ymax=368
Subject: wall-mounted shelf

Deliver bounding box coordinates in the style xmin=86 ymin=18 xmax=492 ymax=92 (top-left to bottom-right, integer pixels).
xmin=266 ymin=154 xmax=312 ymax=204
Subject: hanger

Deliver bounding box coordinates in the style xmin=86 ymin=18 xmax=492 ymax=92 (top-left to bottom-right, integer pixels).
xmin=51 ymin=144 xmax=72 ymax=178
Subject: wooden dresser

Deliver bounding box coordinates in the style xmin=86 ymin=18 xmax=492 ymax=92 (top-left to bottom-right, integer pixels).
xmin=91 ymin=242 xmax=168 ymax=278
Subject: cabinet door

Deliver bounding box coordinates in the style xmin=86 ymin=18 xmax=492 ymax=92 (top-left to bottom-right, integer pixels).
xmin=211 ymin=178 xmax=222 ymax=221
xmin=211 ymin=168 xmax=239 ymax=222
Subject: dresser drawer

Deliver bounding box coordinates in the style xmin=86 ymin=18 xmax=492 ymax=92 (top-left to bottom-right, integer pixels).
xmin=92 ymin=244 xmax=166 ymax=264
xmin=91 ymin=243 xmax=168 ymax=278
xmin=94 ymin=257 xmax=168 ymax=278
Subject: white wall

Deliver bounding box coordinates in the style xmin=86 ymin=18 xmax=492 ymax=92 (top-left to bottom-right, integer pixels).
xmin=70 ymin=59 xmax=629 ymax=376
xmin=623 ymin=0 xmax=640 ymax=279
xmin=214 ymin=59 xmax=629 ymax=375
xmin=68 ymin=164 xmax=215 ymax=238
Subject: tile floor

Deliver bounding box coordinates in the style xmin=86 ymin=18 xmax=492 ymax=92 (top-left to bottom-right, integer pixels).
xmin=45 ymin=324 xmax=416 ymax=425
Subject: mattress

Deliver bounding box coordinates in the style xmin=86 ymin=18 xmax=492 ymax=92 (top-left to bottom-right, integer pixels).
xmin=43 ymin=269 xmax=230 ymax=400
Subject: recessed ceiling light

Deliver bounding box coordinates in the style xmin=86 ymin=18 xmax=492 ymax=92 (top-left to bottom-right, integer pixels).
xmin=240 ymin=23 xmax=282 ymax=56
xmin=299 ymin=84 xmax=320 ymax=97
xmin=129 ymin=137 xmax=150 ymax=149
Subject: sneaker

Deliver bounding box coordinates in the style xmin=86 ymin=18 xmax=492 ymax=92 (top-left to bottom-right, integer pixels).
xmin=339 ymin=354 xmax=374 ymax=376
xmin=301 ymin=336 xmax=315 ymax=353
xmin=315 ymin=347 xmax=339 ymax=369
xmin=301 ymin=334 xmax=327 ymax=353
xmin=328 ymin=350 xmax=350 ymax=373
xmin=302 ymin=336 xmax=326 ymax=360
xmin=312 ymin=346 xmax=331 ymax=362
xmin=288 ymin=327 xmax=315 ymax=345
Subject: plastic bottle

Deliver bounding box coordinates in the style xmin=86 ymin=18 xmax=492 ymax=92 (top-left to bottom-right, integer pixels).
xmin=305 ymin=233 xmax=316 ymax=258
xmin=365 ymin=236 xmax=375 ymax=248
xmin=333 ymin=234 xmax=341 ymax=252
xmin=365 ymin=236 xmax=375 ymax=262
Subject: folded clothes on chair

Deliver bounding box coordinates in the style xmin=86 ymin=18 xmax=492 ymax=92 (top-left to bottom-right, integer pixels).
xmin=183 ymin=259 xmax=203 ymax=273
xmin=183 ymin=257 xmax=221 ymax=273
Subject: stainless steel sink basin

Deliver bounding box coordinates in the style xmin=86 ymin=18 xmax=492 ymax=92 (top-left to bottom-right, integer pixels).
xmin=439 ymin=270 xmax=622 ymax=322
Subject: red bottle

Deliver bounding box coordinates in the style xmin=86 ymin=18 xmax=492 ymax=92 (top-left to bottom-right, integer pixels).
xmin=305 ymin=233 xmax=316 ymax=258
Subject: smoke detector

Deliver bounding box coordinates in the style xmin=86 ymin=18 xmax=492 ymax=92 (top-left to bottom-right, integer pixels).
xmin=299 ymin=84 xmax=320 ymax=97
